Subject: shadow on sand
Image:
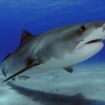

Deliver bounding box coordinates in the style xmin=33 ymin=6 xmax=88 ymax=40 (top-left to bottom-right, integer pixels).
xmin=7 ymin=82 xmax=105 ymax=105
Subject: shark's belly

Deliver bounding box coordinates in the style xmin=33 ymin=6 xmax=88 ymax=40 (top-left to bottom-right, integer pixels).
xmin=37 ymin=53 xmax=74 ymax=70
xmin=36 ymin=42 xmax=104 ymax=71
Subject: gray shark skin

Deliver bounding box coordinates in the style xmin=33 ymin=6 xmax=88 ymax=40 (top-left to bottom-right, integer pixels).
xmin=1 ymin=21 xmax=105 ymax=82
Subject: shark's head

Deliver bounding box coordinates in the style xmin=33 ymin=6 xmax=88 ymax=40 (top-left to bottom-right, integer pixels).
xmin=66 ymin=21 xmax=105 ymax=64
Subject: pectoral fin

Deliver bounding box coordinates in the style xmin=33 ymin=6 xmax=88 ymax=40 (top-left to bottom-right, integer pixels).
xmin=64 ymin=66 xmax=73 ymax=73
xmin=3 ymin=59 xmax=41 ymax=83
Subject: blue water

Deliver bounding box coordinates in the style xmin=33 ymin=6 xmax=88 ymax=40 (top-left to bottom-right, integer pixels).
xmin=0 ymin=0 xmax=105 ymax=64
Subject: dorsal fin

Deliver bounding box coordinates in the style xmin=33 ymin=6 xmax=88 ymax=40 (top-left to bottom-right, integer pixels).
xmin=16 ymin=30 xmax=39 ymax=51
xmin=20 ymin=30 xmax=33 ymax=47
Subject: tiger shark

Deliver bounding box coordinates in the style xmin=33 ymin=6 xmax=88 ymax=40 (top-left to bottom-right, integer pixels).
xmin=1 ymin=21 xmax=105 ymax=82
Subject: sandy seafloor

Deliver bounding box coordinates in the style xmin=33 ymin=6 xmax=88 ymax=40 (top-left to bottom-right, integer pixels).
xmin=0 ymin=64 xmax=105 ymax=105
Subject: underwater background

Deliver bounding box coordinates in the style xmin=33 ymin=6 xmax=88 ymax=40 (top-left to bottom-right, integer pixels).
xmin=0 ymin=0 xmax=105 ymax=105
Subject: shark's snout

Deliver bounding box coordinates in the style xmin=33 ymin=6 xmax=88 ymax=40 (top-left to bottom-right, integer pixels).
xmin=76 ymin=25 xmax=105 ymax=49
xmin=102 ymin=25 xmax=105 ymax=41
xmin=102 ymin=24 xmax=105 ymax=32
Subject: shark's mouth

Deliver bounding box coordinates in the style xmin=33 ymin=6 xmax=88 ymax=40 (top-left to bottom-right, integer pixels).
xmin=86 ymin=39 xmax=103 ymax=44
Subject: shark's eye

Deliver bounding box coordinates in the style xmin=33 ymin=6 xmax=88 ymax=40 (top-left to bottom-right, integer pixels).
xmin=80 ymin=26 xmax=86 ymax=32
